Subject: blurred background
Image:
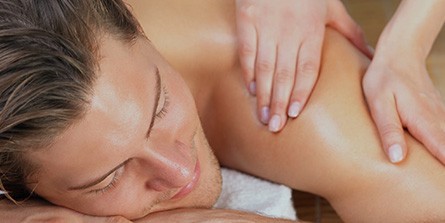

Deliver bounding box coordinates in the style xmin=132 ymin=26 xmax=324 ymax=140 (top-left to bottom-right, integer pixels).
xmin=293 ymin=0 xmax=445 ymax=222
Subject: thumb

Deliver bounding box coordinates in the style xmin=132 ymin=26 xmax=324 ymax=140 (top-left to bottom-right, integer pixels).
xmin=368 ymin=94 xmax=407 ymax=163
xmin=326 ymin=0 xmax=372 ymax=58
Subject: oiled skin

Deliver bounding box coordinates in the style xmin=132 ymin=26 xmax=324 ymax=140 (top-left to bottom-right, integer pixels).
xmin=128 ymin=1 xmax=445 ymax=222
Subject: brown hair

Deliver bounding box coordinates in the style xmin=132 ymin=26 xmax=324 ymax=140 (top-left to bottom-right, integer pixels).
xmin=0 ymin=0 xmax=142 ymax=203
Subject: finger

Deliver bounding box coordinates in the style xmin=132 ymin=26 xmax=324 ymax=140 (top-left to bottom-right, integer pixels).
xmin=268 ymin=39 xmax=299 ymax=132
xmin=403 ymin=102 xmax=445 ymax=164
xmin=327 ymin=0 xmax=372 ymax=58
xmin=410 ymin=117 xmax=445 ymax=164
xmin=289 ymin=34 xmax=323 ymax=118
xmin=235 ymin=2 xmax=257 ymax=95
xmin=255 ymin=34 xmax=277 ymax=124
xmin=368 ymin=94 xmax=407 ymax=163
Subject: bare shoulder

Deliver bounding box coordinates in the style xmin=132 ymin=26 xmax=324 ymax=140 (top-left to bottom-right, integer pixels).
xmin=203 ymin=28 xmax=445 ymax=222
xmin=126 ymin=0 xmax=239 ymax=76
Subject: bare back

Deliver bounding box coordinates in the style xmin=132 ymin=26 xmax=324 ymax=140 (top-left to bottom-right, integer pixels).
xmin=128 ymin=0 xmax=445 ymax=221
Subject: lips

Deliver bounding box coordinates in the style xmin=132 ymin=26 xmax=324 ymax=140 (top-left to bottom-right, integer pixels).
xmin=171 ymin=160 xmax=201 ymax=200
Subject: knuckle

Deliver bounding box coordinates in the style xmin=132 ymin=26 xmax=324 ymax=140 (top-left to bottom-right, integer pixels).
xmin=238 ymin=43 xmax=255 ymax=57
xmin=379 ymin=123 xmax=402 ymax=140
xmin=274 ymin=68 xmax=294 ymax=84
xmin=256 ymin=60 xmax=274 ymax=74
xmin=362 ymin=89 xmax=373 ymax=102
xmin=297 ymin=61 xmax=318 ymax=78
xmin=239 ymin=5 xmax=252 ymax=17
xmin=237 ymin=1 xmax=256 ymax=19
xmin=271 ymin=99 xmax=288 ymax=112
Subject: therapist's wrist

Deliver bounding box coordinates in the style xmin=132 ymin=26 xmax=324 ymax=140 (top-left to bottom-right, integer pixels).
xmin=376 ymin=14 xmax=438 ymax=62
xmin=374 ymin=29 xmax=429 ymax=65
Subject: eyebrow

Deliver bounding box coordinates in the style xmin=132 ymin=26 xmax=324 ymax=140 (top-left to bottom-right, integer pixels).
xmin=68 ymin=159 xmax=129 ymax=191
xmin=146 ymin=66 xmax=161 ymax=138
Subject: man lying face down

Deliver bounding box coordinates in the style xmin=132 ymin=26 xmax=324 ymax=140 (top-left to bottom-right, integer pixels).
xmin=0 ymin=1 xmax=299 ymax=222
xmin=3 ymin=0 xmax=445 ymax=222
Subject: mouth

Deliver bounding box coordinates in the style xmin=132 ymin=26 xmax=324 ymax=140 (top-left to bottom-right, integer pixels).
xmin=171 ymin=159 xmax=201 ymax=200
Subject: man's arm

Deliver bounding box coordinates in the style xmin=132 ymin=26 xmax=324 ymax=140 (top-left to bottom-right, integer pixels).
xmin=2 ymin=197 xmax=302 ymax=223
xmin=0 ymin=198 xmax=130 ymax=223
xmin=135 ymin=208 xmax=302 ymax=223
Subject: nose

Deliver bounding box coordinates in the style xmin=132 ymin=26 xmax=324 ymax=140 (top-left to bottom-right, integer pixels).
xmin=141 ymin=140 xmax=195 ymax=191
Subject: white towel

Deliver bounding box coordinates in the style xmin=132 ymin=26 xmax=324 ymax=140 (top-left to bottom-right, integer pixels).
xmin=213 ymin=168 xmax=297 ymax=220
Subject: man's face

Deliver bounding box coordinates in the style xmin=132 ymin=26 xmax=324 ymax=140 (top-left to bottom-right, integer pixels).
xmin=29 ymin=35 xmax=222 ymax=220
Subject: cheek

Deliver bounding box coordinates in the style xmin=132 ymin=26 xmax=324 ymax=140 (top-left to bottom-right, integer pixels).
xmin=67 ymin=184 xmax=156 ymax=219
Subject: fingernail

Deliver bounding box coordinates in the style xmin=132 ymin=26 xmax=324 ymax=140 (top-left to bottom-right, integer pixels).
xmin=260 ymin=106 xmax=270 ymax=124
xmin=388 ymin=144 xmax=403 ymax=163
xmin=269 ymin=114 xmax=281 ymax=132
xmin=288 ymin=102 xmax=301 ymax=118
xmin=249 ymin=82 xmax=256 ymax=96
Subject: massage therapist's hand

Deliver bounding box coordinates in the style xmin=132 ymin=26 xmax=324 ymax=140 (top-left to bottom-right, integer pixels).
xmin=235 ymin=0 xmax=371 ymax=132
xmin=136 ymin=208 xmax=299 ymax=223
xmin=363 ymin=0 xmax=445 ymax=164
xmin=0 ymin=199 xmax=131 ymax=223
xmin=363 ymin=50 xmax=445 ymax=164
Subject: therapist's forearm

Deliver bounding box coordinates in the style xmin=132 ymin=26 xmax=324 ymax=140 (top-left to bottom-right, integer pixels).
xmin=375 ymin=0 xmax=445 ymax=61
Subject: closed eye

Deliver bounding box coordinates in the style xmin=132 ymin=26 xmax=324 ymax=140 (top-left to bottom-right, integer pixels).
xmin=155 ymin=85 xmax=170 ymax=120
xmin=87 ymin=159 xmax=129 ymax=195
xmin=89 ymin=171 xmax=120 ymax=195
